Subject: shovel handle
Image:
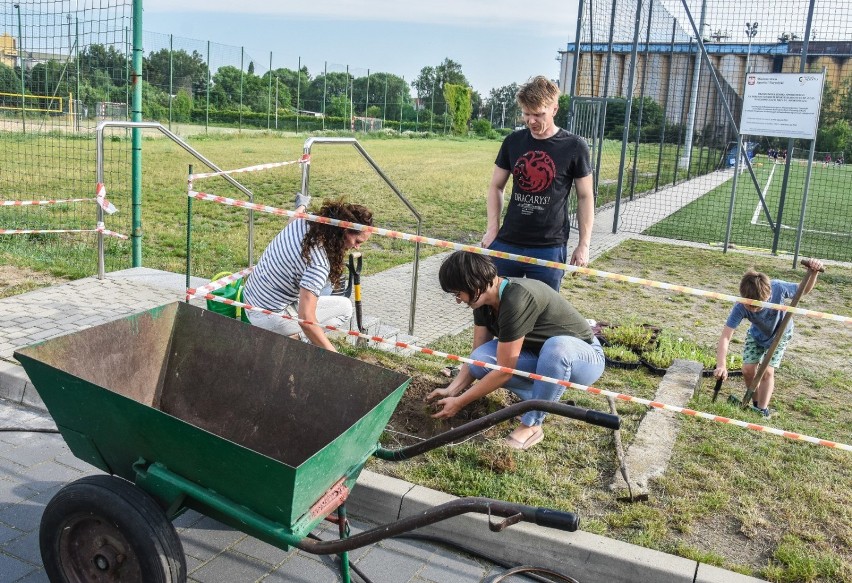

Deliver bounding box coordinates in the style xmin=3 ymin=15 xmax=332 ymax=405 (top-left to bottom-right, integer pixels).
xmin=711 ymin=377 xmax=723 ymax=403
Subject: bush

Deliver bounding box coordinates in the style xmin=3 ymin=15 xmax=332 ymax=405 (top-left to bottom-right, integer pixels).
xmin=471 ymin=118 xmax=492 ymax=137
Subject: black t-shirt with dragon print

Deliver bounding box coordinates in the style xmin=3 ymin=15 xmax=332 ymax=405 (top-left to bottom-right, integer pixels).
xmin=495 ymin=128 xmax=592 ymax=247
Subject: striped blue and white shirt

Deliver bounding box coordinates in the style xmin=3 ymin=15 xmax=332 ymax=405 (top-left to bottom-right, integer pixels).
xmin=242 ymin=219 xmax=330 ymax=311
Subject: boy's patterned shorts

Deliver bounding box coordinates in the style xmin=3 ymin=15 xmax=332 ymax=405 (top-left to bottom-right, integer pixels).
xmin=743 ymin=329 xmax=793 ymax=368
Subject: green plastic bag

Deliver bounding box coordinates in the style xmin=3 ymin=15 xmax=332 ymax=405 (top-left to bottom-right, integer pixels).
xmin=206 ymin=272 xmax=251 ymax=323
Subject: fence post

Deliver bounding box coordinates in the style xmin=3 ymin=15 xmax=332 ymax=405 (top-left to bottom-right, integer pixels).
xmin=131 ymin=0 xmax=143 ymax=267
xmin=383 ymin=75 xmax=388 ymax=124
xmin=774 ymin=0 xmax=817 ymax=255
xmin=14 ymin=4 xmax=26 ymax=134
xmin=205 ymin=40 xmax=210 ymax=134
xmin=611 ymin=0 xmax=643 ymax=233
xmin=567 ymin=0 xmax=585 ymax=130
xmin=400 ymin=75 xmax=405 ymax=131
xmin=365 ymin=68 xmax=370 ymax=121
xmin=267 ymin=51 xmax=272 ymax=130
xmin=680 ymin=0 xmax=707 ymax=171
xmin=629 ymin=0 xmax=655 ymax=200
xmin=239 ymin=46 xmax=244 ymax=133
xmin=322 ymin=61 xmax=327 ymax=131
xmin=297 ymin=56 xmax=301 ymax=133
xmin=168 ymin=34 xmax=173 ymax=130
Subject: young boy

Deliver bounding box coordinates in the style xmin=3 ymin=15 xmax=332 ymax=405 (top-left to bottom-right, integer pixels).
xmin=714 ymin=258 xmax=824 ymax=416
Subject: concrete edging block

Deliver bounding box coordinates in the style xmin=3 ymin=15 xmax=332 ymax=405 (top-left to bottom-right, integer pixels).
xmin=347 ymin=469 xmax=415 ymax=524
xmin=0 ymin=359 xmax=29 ymax=404
xmin=696 ymin=563 xmax=767 ymax=582
xmin=395 ymin=484 xmax=696 ymax=583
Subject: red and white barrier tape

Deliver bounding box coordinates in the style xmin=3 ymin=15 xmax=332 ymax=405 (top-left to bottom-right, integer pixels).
xmin=185 ymin=266 xmax=255 ymax=301
xmin=2 ymin=184 xmax=116 ymax=216
xmin=189 ymin=154 xmax=310 ymax=180
xmin=196 ymin=293 xmax=851 ymax=453
xmin=0 ymin=224 xmax=128 ymax=239
xmin=188 ymin=191 xmax=852 ymax=326
xmin=2 ymin=198 xmax=93 ymax=206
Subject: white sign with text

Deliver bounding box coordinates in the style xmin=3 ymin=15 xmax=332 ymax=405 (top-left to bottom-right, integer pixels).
xmin=740 ymin=73 xmax=824 ymax=139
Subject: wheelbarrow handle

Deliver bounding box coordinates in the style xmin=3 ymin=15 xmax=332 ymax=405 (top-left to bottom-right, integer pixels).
xmin=295 ymin=496 xmax=579 ymax=555
xmin=375 ymin=400 xmax=619 ymax=461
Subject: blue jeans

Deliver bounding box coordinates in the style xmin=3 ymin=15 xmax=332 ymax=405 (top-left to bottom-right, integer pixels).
xmin=467 ymin=336 xmax=605 ymax=427
xmin=487 ymin=239 xmax=567 ymax=291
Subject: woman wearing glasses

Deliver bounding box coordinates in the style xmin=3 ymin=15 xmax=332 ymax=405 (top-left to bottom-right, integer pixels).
xmin=427 ymin=251 xmax=604 ymax=450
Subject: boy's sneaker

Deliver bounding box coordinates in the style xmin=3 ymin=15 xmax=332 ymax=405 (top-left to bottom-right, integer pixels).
xmin=750 ymin=405 xmax=776 ymax=418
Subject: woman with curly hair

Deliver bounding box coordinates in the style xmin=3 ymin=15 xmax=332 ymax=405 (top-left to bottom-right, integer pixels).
xmin=242 ymin=198 xmax=373 ymax=351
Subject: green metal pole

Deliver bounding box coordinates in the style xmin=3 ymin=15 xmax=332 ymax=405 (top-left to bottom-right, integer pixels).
xmin=186 ymin=165 xmax=193 ymax=297
xmin=267 ymin=51 xmax=272 ymax=130
xmin=239 ymin=47 xmax=244 ymax=133
xmin=14 ymin=4 xmax=25 ymax=134
xmin=131 ymin=0 xmax=143 ymax=266
xmin=205 ymin=40 xmax=210 ymax=134
xmin=296 ymin=56 xmax=301 ymax=133
xmin=168 ymin=34 xmax=173 ymax=131
xmin=322 ymin=61 xmax=327 ymax=131
xmin=75 ymin=16 xmax=80 ymax=131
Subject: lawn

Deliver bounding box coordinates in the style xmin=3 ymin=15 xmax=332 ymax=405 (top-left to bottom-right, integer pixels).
xmin=365 ymin=239 xmax=852 ymax=583
xmin=1 ymin=130 xmax=724 ymax=281
xmin=647 ymin=157 xmax=852 ymax=262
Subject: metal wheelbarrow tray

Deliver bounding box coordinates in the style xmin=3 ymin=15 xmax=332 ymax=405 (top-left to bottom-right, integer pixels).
xmin=15 ymin=302 xmax=619 ymax=582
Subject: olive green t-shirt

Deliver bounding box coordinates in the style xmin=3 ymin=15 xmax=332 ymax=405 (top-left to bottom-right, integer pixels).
xmin=472 ymin=278 xmax=592 ymax=352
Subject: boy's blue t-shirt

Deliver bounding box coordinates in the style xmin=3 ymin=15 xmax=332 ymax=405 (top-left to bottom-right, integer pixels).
xmin=725 ymin=280 xmax=799 ymax=348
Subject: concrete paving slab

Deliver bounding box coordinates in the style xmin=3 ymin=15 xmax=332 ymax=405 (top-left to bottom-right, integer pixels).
xmin=611 ymin=359 xmax=703 ymax=497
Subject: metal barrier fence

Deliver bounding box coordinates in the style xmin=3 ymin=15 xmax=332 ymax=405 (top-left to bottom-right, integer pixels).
xmin=562 ymin=0 xmax=852 ymax=263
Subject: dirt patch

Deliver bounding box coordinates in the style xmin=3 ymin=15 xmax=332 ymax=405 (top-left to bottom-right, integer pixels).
xmin=0 ymin=265 xmax=68 ymax=299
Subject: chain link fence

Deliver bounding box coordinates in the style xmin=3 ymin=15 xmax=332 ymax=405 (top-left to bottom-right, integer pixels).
xmin=563 ymin=0 xmax=852 ymax=262
xmin=0 ymin=0 xmax=132 ymax=278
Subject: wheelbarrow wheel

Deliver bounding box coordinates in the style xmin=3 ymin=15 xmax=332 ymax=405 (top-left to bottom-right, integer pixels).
xmin=39 ymin=474 xmax=186 ymax=583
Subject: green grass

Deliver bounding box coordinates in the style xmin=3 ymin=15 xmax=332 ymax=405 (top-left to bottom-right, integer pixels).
xmin=0 ymin=129 xmax=724 ymax=280
xmin=367 ymin=240 xmax=852 ymax=583
xmin=647 ymin=157 xmax=852 ymax=261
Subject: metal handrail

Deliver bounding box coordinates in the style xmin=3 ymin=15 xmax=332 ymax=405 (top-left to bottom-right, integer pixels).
xmin=95 ymin=121 xmax=255 ymax=279
xmin=300 ymin=137 xmax=422 ymax=336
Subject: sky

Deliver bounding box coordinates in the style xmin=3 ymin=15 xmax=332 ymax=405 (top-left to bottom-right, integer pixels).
xmin=142 ymin=0 xmax=581 ymax=98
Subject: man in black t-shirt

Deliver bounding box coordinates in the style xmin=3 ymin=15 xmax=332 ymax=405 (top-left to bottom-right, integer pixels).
xmin=482 ymin=76 xmax=594 ymax=291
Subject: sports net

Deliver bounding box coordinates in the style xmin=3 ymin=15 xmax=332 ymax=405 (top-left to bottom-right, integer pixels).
xmin=566 ymin=0 xmax=852 ymax=262
xmin=0 ymin=0 xmax=132 ymax=278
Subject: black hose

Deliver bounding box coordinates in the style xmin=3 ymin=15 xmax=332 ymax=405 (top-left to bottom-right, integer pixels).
xmin=392 ymin=533 xmax=580 ymax=583
xmin=307 ymin=529 xmax=581 ymax=583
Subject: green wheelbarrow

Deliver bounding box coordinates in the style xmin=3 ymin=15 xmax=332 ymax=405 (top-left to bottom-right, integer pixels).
xmin=14 ymin=301 xmax=619 ymax=583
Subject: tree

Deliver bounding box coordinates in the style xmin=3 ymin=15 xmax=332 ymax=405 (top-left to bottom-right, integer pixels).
xmin=487 ymin=83 xmax=520 ymax=128
xmin=412 ymin=58 xmax=469 ymax=116
xmin=303 ymin=72 xmax=352 ymax=115
xmin=143 ymin=48 xmax=209 ymax=99
xmin=77 ymin=44 xmax=128 ymax=88
xmin=0 ymin=63 xmax=20 ymax=94
xmin=443 ymin=83 xmax=472 ymax=135
xmin=554 ymin=94 xmax=571 ymax=128
xmin=28 ymin=60 xmax=69 ymax=97
xmin=210 ymin=65 xmax=242 ymax=108
xmin=264 ymin=67 xmax=309 ymax=110
xmin=352 ymin=72 xmax=409 ymax=117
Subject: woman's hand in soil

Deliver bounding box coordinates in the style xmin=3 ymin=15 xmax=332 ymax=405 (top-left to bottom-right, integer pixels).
xmin=430 ymin=395 xmax=463 ymax=419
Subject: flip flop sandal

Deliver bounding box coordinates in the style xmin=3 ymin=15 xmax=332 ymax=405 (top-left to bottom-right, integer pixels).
xmin=504 ymin=427 xmax=544 ymax=450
